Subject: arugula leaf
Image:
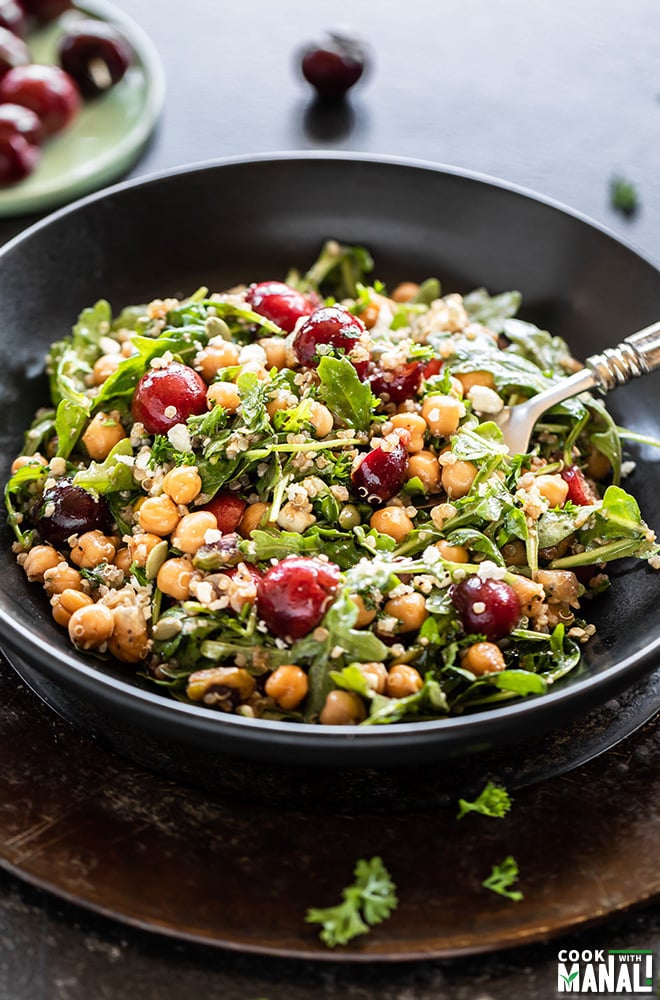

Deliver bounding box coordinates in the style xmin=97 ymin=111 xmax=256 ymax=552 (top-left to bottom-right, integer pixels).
xmin=4 ymin=461 xmax=49 ymax=544
xmin=482 ymin=856 xmax=523 ymax=902
xmin=451 ymin=421 xmax=509 ymax=462
xmin=317 ymin=355 xmax=377 ymax=431
xmin=501 ymin=318 xmax=573 ymax=373
xmin=463 ymin=287 xmax=521 ymax=330
xmin=294 ymin=590 xmax=388 ymax=719
xmin=364 ymin=673 xmax=449 ymax=725
xmin=457 ymin=782 xmax=512 ymax=820
xmin=297 ymin=240 xmax=375 ymax=300
xmin=329 ymin=664 xmax=371 ymax=698
xmin=305 ymin=856 xmax=398 ymax=947
xmin=72 ymin=438 xmax=135 ymax=494
xmin=552 ymin=484 xmax=659 ymax=566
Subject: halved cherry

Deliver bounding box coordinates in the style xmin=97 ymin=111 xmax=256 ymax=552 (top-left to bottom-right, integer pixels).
xmin=561 ymin=465 xmax=597 ymax=506
xmin=256 ymin=556 xmax=340 ymax=639
xmin=293 ymin=304 xmax=368 ymax=373
xmin=351 ymin=441 xmax=408 ymax=503
xmin=131 ymin=362 xmax=208 ymax=435
xmin=202 ymin=490 xmax=246 ymax=534
xmin=245 ymin=280 xmax=317 ymax=333
xmin=369 ymin=360 xmax=422 ymax=403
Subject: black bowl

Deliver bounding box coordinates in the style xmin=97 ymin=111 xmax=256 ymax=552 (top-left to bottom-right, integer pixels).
xmin=0 ymin=154 xmax=659 ymax=801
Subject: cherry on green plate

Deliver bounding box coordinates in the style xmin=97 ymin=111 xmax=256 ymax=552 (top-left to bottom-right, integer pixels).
xmin=0 ymin=0 xmax=165 ymax=217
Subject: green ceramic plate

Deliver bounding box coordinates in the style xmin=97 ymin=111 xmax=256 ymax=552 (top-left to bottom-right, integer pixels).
xmin=0 ymin=0 xmax=165 ymax=217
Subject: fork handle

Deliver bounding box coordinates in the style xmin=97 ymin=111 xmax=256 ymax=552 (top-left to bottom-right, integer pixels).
xmin=586 ymin=320 xmax=660 ymax=392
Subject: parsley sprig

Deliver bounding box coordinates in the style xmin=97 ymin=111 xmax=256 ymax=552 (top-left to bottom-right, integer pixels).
xmin=457 ymin=782 xmax=512 ymax=820
xmin=482 ymin=855 xmax=523 ymax=902
xmin=305 ymin=857 xmax=398 ymax=947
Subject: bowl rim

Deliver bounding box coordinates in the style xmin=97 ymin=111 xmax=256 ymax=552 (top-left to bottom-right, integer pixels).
xmin=1 ymin=150 xmax=659 ymax=749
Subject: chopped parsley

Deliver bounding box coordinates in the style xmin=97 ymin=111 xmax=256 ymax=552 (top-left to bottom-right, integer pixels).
xmin=305 ymin=856 xmax=398 ymax=947
xmin=457 ymin=782 xmax=512 ymax=820
xmin=482 ymin=855 xmax=523 ymax=902
xmin=610 ymin=175 xmax=638 ymax=217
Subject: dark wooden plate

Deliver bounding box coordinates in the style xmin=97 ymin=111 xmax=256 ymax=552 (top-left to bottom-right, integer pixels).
xmin=0 ymin=656 xmax=657 ymax=961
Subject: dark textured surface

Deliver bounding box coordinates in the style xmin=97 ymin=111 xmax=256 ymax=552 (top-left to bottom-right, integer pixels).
xmin=1 ymin=0 xmax=660 ymax=996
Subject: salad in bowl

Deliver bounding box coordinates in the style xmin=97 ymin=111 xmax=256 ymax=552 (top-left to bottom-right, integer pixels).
xmin=5 ymin=241 xmax=658 ymax=726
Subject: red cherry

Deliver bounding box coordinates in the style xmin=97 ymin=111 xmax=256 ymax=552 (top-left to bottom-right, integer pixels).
xmin=256 ymin=556 xmax=341 ymax=639
xmin=300 ymin=31 xmax=367 ymax=100
xmin=35 ymin=478 xmax=113 ymax=547
xmin=423 ymin=358 xmax=444 ymax=379
xmin=369 ymin=361 xmax=422 ymax=403
xmin=22 ymin=0 xmax=71 ymax=22
xmin=0 ymin=128 xmax=39 ymax=185
xmin=351 ymin=441 xmax=408 ymax=503
xmin=0 ymin=64 xmax=80 ymax=136
xmin=224 ymin=562 xmax=263 ymax=586
xmin=131 ymin=362 xmax=208 ymax=435
xmin=0 ymin=0 xmax=27 ymax=37
xmin=293 ymin=304 xmax=368 ymax=371
xmin=245 ymin=280 xmax=317 ymax=333
xmin=560 ymin=465 xmax=597 ymax=506
xmin=202 ymin=490 xmax=246 ymax=534
xmin=0 ymin=27 xmax=28 ymax=80
xmin=451 ymin=576 xmax=520 ymax=641
xmin=0 ymin=102 xmax=42 ymax=143
xmin=58 ymin=20 xmax=132 ymax=97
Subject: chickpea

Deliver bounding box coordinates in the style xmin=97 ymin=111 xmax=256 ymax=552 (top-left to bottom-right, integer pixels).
xmin=407 ymin=450 xmax=441 ymax=493
xmin=51 ymin=588 xmax=93 ymax=627
xmin=90 ymin=354 xmax=121 ymax=386
xmin=308 ymin=400 xmax=334 ymax=439
xmin=434 ymin=539 xmax=469 ymax=563
xmin=421 ymin=395 xmax=463 ymax=438
xmin=534 ymin=474 xmax=569 ymax=508
xmin=266 ymin=393 xmax=294 ymax=420
xmin=391 ymin=281 xmax=420 ymax=303
xmin=360 ymin=302 xmax=380 ymax=329
xmin=237 ymin=361 xmax=268 ymax=381
xmin=351 ymin=594 xmax=377 ymax=628
xmin=370 ymin=506 xmax=414 ymax=543
xmin=126 ymin=532 xmax=164 ymax=567
xmin=70 ymin=531 xmax=116 ymax=569
xmin=239 ymin=501 xmax=271 ymax=538
xmin=171 ymin=511 xmax=218 ymax=554
xmin=43 ymin=562 xmax=84 ymax=595
xmin=357 ymin=661 xmax=388 ymax=694
xmin=390 ymin=413 xmax=427 ymax=453
xmin=82 ymin=411 xmax=127 ymax=461
xmin=68 ymin=603 xmax=115 ymax=651
xmin=207 ymin=381 xmax=240 ymax=413
xmin=319 ymin=690 xmax=366 ymax=725
xmin=11 ymin=453 xmax=47 ymax=473
xmin=107 ymin=606 xmax=150 ymax=663
xmin=441 ymin=459 xmax=477 ymax=499
xmin=259 ymin=337 xmax=288 ymax=370
xmin=585 ymin=449 xmax=611 ymax=480
xmin=23 ymin=544 xmax=61 ymax=582
xmin=461 ymin=641 xmax=505 ymax=675
xmin=265 ymin=664 xmax=309 ymax=710
xmin=195 ymin=341 xmax=240 ymax=382
xmin=386 ymin=663 xmax=424 ymax=698
xmin=162 ymin=466 xmax=203 ymax=505
xmin=157 ymin=556 xmax=194 ymax=600
xmin=187 ymin=666 xmax=255 ymax=702
xmin=456 ymin=370 xmax=495 ymax=394
xmin=384 ymin=591 xmax=428 ymax=633
xmin=113 ymin=547 xmax=132 ymax=574
xmin=138 ymin=495 xmax=181 ymax=536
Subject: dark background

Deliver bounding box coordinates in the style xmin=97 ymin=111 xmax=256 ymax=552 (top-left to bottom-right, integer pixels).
xmin=0 ymin=1 xmax=658 ymax=997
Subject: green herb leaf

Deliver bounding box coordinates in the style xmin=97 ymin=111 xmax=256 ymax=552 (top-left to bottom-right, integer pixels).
xmin=457 ymin=782 xmax=512 ymax=820
xmin=317 ymin=355 xmax=377 ymax=431
xmin=463 ymin=287 xmax=521 ymax=331
xmin=482 ymin=855 xmax=523 ymax=901
xmin=305 ymin=857 xmax=398 ymax=947
xmin=610 ymin=175 xmax=638 ymax=217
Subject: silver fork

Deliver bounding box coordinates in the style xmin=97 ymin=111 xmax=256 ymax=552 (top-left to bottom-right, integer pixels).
xmin=493 ymin=321 xmax=660 ymax=454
